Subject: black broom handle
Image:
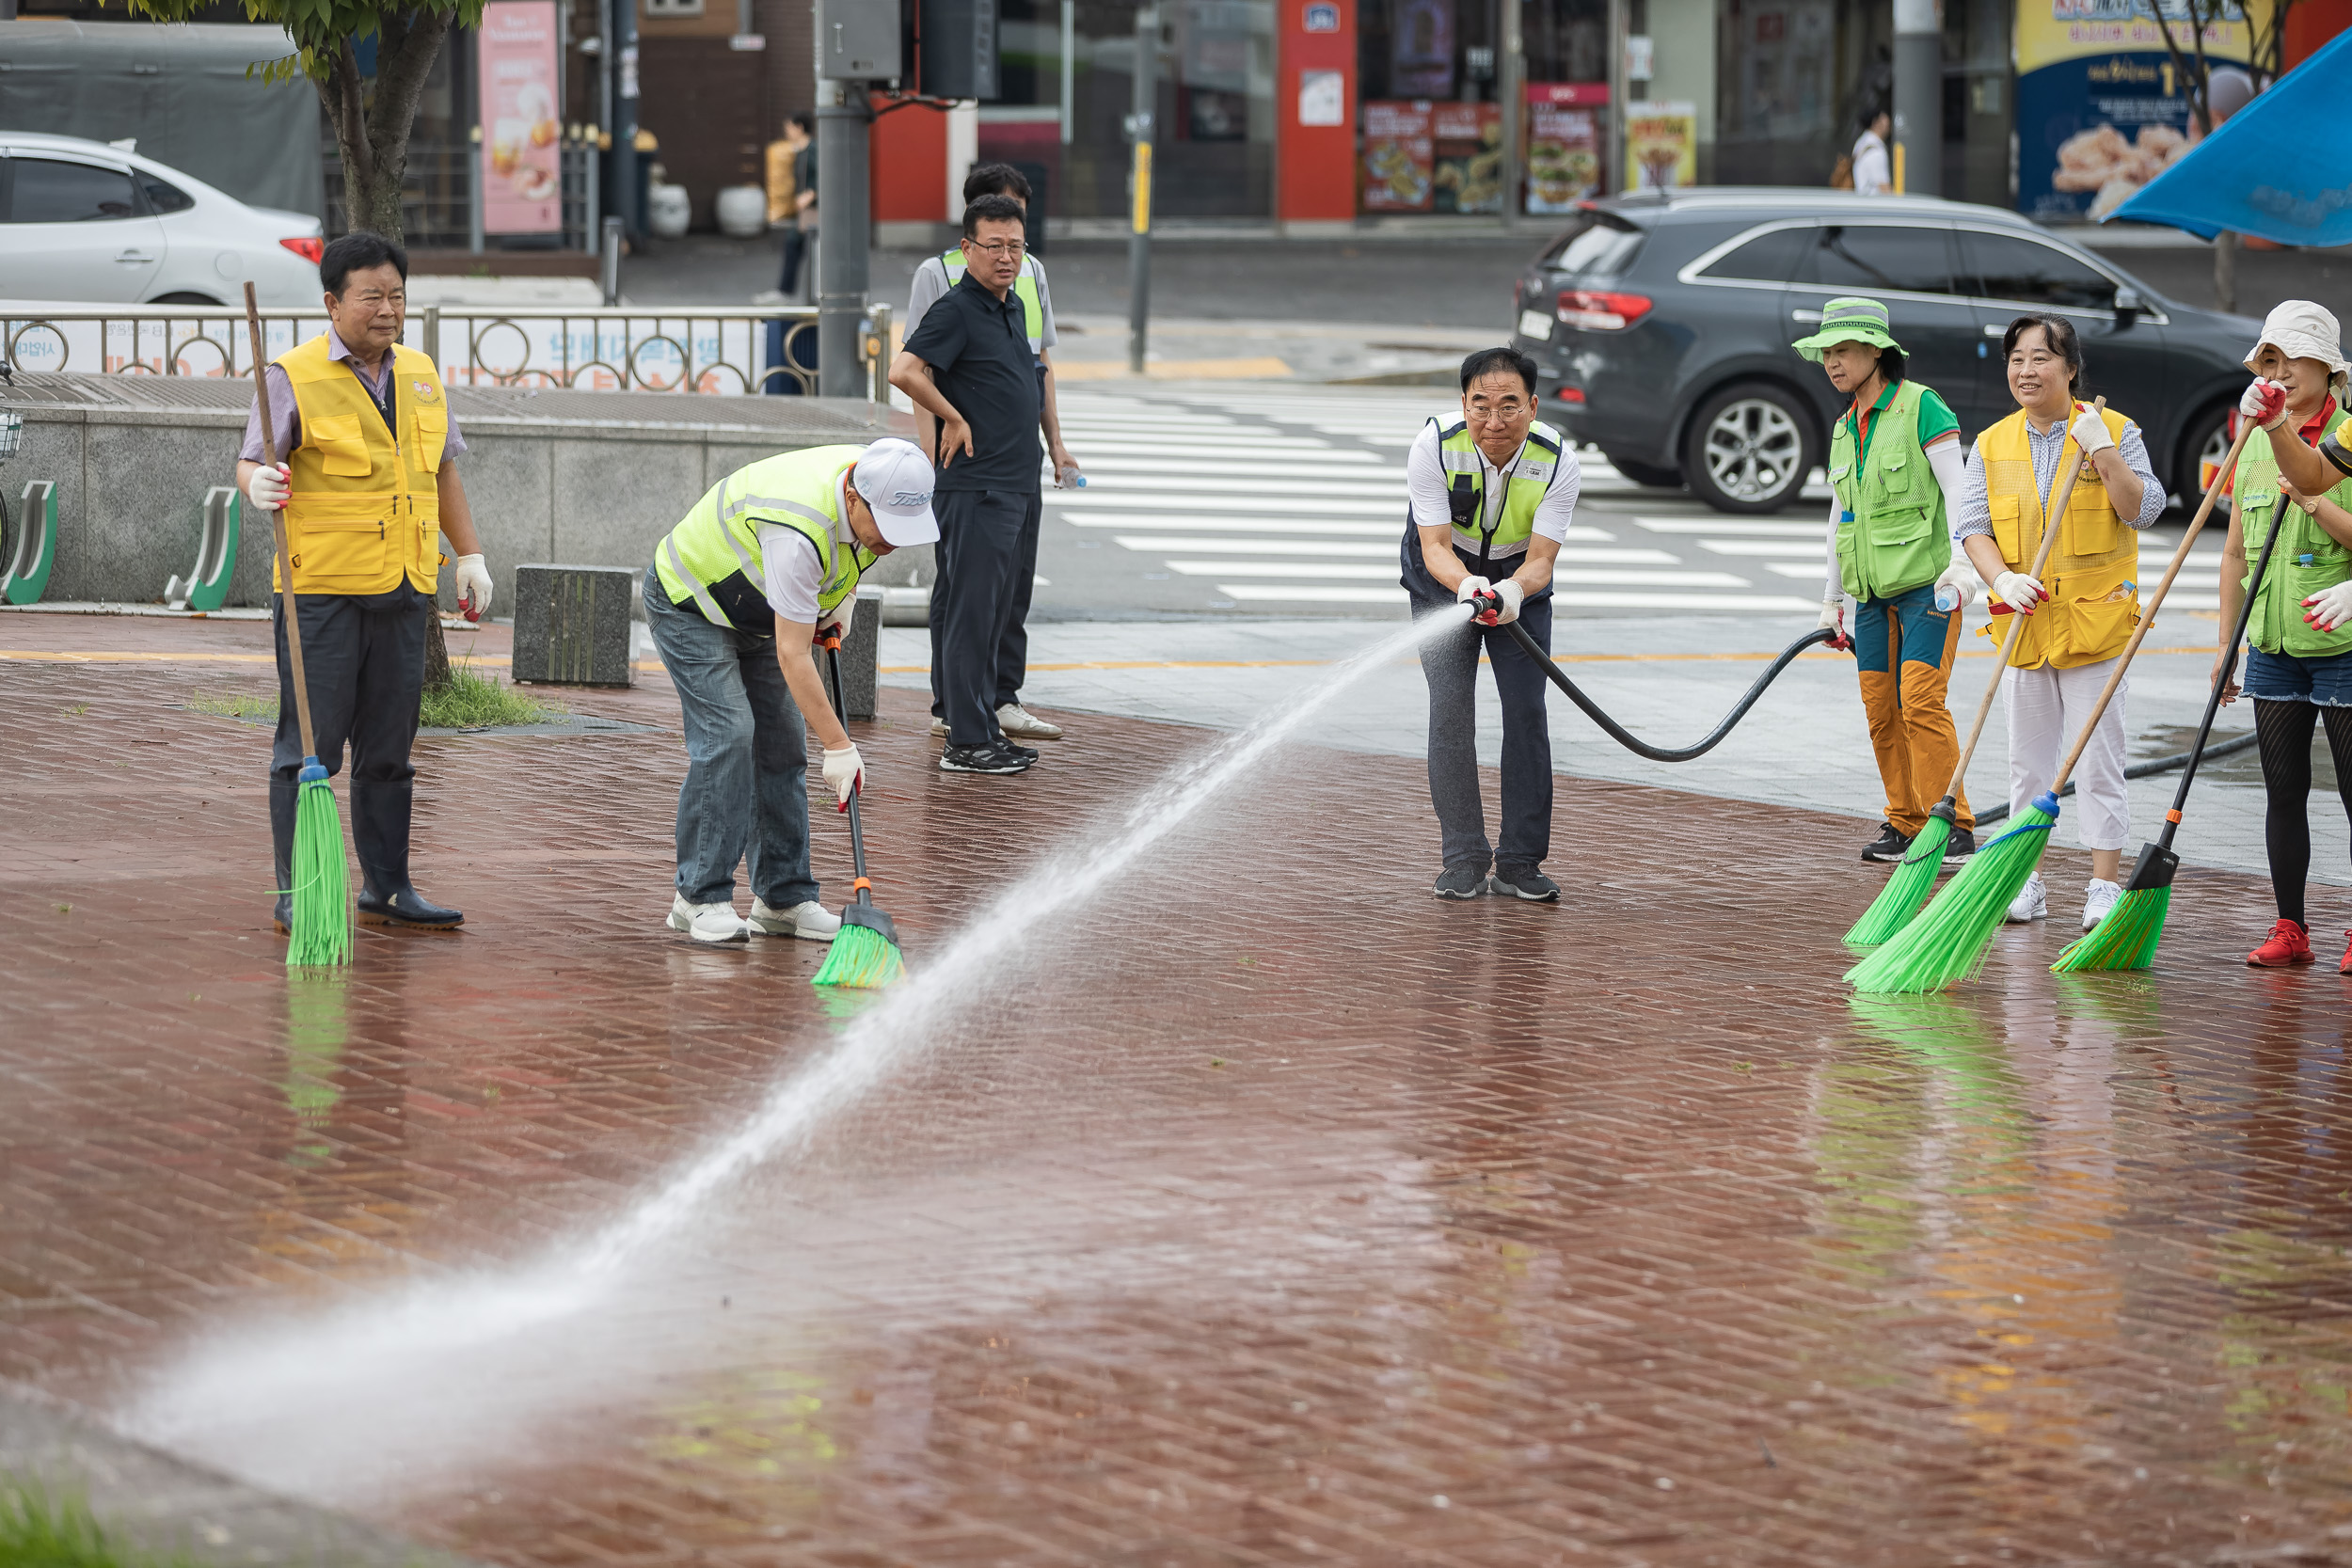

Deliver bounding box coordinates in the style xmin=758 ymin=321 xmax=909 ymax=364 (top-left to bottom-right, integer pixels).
xmin=819 ymin=636 xmax=874 ymax=906
xmin=2158 ymin=499 xmax=2291 ymax=846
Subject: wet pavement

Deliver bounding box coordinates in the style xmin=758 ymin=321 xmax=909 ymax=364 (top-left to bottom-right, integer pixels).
xmin=8 ymin=610 xmax=2352 ymax=1567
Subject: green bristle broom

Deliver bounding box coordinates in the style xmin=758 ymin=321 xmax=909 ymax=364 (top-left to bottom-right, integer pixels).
xmin=810 ymin=636 xmax=906 ymax=990
xmin=1843 ymin=402 xmax=2102 ymax=950
xmin=1850 ymin=400 xmax=2216 ymax=993
xmin=2055 ymin=417 xmax=2266 ymax=974
xmin=247 ymin=284 xmax=351 ymax=968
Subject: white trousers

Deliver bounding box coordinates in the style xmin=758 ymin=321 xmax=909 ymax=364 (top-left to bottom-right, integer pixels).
xmin=2005 ymin=658 xmax=2130 ymax=851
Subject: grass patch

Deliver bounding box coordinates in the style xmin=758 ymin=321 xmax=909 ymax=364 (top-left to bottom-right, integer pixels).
xmin=0 ymin=1479 xmax=200 ymax=1568
xmin=184 ymin=689 xmax=278 ymax=721
xmin=419 ymin=663 xmax=564 ymax=729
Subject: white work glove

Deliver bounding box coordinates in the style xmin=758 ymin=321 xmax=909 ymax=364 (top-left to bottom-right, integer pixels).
xmin=1480 ymin=578 xmax=1526 ymax=626
xmin=2069 ymin=404 xmax=2115 ymax=457
xmin=2242 ymin=377 xmax=2291 ymax=431
xmin=453 ymin=553 xmax=493 ymax=620
xmin=1994 ymin=570 xmax=2047 ymax=614
xmin=814 ymin=604 xmax=850 ymax=644
xmin=1454 ymin=575 xmax=1493 ymax=611
xmin=2304 ymin=581 xmax=2352 ymax=633
xmin=821 ymin=743 xmax=864 ymax=808
xmin=1817 ymin=596 xmax=1851 ymax=650
xmin=1934 ymin=553 xmax=1979 ymax=611
xmin=245 ymin=462 xmax=289 ymax=513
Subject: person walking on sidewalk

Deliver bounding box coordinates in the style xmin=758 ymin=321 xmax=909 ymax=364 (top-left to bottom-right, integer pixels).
xmin=2209 ymin=302 xmax=2352 ymax=969
xmin=902 ymin=163 xmax=1080 ymax=747
xmin=236 ymin=231 xmax=493 ymax=936
xmin=1794 ymin=296 xmax=1980 ymax=868
xmin=1849 ymin=106 xmax=1893 ymax=196
xmin=889 ymin=194 xmax=1048 ymax=776
xmin=1954 ymin=315 xmax=2163 ymax=933
xmin=1401 ymin=346 xmax=1581 ymax=902
xmin=644 ymin=438 xmax=939 ymax=944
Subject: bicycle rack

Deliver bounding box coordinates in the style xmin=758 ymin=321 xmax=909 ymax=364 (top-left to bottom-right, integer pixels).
xmin=2 ymin=480 xmax=56 ymax=606
xmin=166 ymin=487 xmax=241 ymax=612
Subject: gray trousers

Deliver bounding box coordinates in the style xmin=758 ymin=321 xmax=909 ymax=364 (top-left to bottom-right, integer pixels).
xmin=1412 ymin=590 xmax=1556 ymax=873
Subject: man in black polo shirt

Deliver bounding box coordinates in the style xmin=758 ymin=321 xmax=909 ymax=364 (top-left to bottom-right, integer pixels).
xmin=890 ymin=193 xmax=1042 ymax=775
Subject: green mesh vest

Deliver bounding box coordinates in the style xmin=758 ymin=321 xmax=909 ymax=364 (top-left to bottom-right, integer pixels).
xmin=2241 ymin=404 xmax=2352 ymax=658
xmin=1827 ymin=378 xmax=1947 ymax=602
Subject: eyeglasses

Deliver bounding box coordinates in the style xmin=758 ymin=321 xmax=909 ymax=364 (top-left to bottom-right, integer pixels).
xmin=964 ymin=239 xmax=1026 ymax=259
xmin=1465 ymin=400 xmax=1531 ymax=423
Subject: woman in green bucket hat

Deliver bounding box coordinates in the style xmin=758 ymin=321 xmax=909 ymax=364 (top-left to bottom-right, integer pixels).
xmin=1794 ymin=295 xmax=1980 ymax=866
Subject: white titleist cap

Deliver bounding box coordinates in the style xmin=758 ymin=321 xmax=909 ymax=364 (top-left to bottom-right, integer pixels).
xmin=2245 ymin=299 xmax=2349 ymax=379
xmin=850 ymin=437 xmax=941 ymax=547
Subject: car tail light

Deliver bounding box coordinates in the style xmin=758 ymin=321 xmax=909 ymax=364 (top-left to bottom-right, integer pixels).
xmin=279 ymin=236 xmax=325 ymax=264
xmin=1555 ymin=289 xmax=1651 ymax=331
xmin=1556 ymin=386 xmax=1587 ymax=404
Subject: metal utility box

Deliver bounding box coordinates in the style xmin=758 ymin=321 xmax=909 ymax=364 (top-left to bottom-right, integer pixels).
xmin=818 ymin=0 xmax=901 ymax=80
xmin=918 ymin=0 xmax=999 ymax=99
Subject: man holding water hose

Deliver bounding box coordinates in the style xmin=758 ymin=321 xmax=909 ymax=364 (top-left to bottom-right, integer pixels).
xmin=1402 ymin=347 xmax=1580 ymax=902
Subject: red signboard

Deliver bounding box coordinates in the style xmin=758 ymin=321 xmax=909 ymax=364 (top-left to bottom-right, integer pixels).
xmin=479 ymin=0 xmax=563 ymax=235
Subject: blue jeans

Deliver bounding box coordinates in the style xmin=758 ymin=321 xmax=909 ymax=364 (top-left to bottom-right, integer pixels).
xmin=644 ymin=566 xmax=818 ymax=910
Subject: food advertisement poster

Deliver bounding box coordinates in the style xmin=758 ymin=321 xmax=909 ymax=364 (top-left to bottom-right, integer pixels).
xmin=2013 ymin=0 xmax=2253 ymax=221
xmin=1525 ymin=84 xmax=1606 ymax=212
xmin=479 ymin=0 xmax=563 ymax=234
xmin=1625 ymin=100 xmax=1697 ymax=190
xmin=1360 ymin=100 xmax=1434 ymax=211
xmin=1431 ymin=102 xmax=1502 ymax=213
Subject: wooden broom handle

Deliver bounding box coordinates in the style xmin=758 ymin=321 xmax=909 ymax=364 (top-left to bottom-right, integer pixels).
xmin=2048 ymin=411 xmax=2260 ymax=796
xmin=246 ymin=283 xmax=320 ymax=762
xmin=1938 ymin=397 xmax=2106 ymax=798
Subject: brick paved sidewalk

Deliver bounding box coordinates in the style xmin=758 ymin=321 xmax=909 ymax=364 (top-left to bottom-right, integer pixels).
xmin=5 ymin=614 xmax=2352 ymax=1567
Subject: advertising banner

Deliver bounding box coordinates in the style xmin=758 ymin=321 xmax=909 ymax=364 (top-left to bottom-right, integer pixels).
xmin=1431 ymin=102 xmax=1502 ymax=213
xmin=1625 ymin=100 xmax=1697 ymax=190
xmin=2013 ymin=0 xmax=2254 ymax=221
xmin=1525 ymin=84 xmax=1606 ymax=213
xmin=1360 ymin=99 xmax=1434 ymax=211
xmin=479 ymin=0 xmax=563 ymax=235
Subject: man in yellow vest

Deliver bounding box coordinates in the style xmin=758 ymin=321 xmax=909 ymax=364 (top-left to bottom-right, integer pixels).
xmin=237 ymin=232 xmax=493 ymax=935
xmin=645 ymin=437 xmax=939 ymax=944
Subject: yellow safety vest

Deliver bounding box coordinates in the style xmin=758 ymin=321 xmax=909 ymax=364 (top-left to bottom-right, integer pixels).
xmin=653 ymin=445 xmax=875 ymax=630
xmin=1976 ymin=404 xmax=2138 ymax=670
xmin=277 ymin=334 xmax=447 ymax=596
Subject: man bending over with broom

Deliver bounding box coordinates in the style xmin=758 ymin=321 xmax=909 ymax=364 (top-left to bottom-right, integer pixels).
xmin=238 ymin=231 xmax=493 ymax=936
xmin=645 ymin=438 xmax=939 ymax=945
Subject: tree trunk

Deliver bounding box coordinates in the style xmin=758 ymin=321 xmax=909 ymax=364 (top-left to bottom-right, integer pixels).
xmin=2215 ymin=230 xmax=2237 ymax=314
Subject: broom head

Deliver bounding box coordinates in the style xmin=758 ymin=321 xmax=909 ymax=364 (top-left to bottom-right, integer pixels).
xmin=1846 ymin=794 xmax=2058 ymax=994
xmin=2050 ymin=838 xmax=2178 ymax=974
xmin=286 ymin=758 xmax=352 ymax=968
xmin=1844 ymin=802 xmax=1954 ymax=949
xmin=811 ymin=900 xmax=905 ymax=990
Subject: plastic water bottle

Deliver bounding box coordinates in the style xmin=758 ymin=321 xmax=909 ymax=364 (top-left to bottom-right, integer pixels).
xmin=1934 ymin=584 xmax=1961 ymax=613
xmin=1058 ymin=467 xmax=1087 ymax=489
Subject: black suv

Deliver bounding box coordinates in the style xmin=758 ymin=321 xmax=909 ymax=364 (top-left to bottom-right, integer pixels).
xmin=1510 ymin=188 xmax=2260 ymax=514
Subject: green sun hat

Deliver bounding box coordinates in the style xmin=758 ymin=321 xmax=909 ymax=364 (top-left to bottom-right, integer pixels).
xmin=1792 ymin=296 xmax=1904 ymax=361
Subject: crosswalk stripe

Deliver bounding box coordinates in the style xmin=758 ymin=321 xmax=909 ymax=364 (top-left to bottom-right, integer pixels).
xmin=1635 ymin=517 xmax=1825 ymax=537
xmin=1212 ymin=586 xmax=1824 ymax=610
xmin=1064 ymin=514 xmax=1619 ymax=543
xmin=1113 ymin=536 xmax=1675 ymax=562
xmin=1701 ymin=539 xmax=1827 ymax=557
xmin=1172 ymin=562 xmax=1756 ymax=587
xmin=1072 ymin=456 xmax=1401 ymax=479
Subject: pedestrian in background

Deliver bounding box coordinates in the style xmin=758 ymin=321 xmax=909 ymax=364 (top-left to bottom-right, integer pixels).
xmin=1402 ymin=346 xmax=1580 ymax=903
xmin=1954 ymin=315 xmax=2162 ymax=933
xmin=763 ymin=113 xmax=807 ymax=229
xmin=889 ymin=195 xmax=1047 ymax=775
xmin=2210 ymin=302 xmax=2352 ymax=969
xmin=1794 ymin=296 xmax=1979 ymax=867
xmin=1849 ymin=106 xmax=1893 ymax=197
xmin=902 ymin=162 xmax=1079 ymax=746
xmin=775 ymin=114 xmax=816 ymax=302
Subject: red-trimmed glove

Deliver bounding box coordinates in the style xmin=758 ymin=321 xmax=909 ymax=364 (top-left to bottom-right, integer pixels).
xmin=2241 ymin=378 xmax=2290 ymax=431
xmin=1818 ymin=596 xmax=1851 ymax=651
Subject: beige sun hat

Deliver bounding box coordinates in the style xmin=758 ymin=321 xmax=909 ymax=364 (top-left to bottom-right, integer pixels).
xmin=2244 ymin=300 xmax=2350 ymax=391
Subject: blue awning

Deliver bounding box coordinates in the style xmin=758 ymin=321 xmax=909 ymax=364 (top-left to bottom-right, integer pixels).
xmin=2106 ymin=27 xmax=2352 ymax=246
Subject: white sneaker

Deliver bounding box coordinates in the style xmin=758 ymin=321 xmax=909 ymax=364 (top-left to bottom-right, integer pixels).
xmin=2082 ymin=879 xmax=2123 ymax=931
xmin=2006 ymin=873 xmax=2047 ymax=925
xmin=930 ymin=718 xmax=949 ymax=738
xmin=749 ymin=897 xmax=840 ymax=941
xmin=996 ymin=703 xmax=1064 ymax=740
xmin=669 ymin=893 xmax=748 ymax=944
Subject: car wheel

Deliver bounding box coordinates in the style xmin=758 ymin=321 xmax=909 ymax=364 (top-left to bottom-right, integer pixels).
xmin=1606 ymin=454 xmax=1684 ymax=488
xmin=151 ymin=293 xmax=225 ymax=306
xmin=2178 ymin=400 xmax=2234 ymax=508
xmin=1682 ymin=382 xmax=1817 ymax=515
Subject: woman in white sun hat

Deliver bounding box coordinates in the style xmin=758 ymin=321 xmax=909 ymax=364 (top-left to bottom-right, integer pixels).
xmin=2213 ymin=300 xmax=2352 ymax=969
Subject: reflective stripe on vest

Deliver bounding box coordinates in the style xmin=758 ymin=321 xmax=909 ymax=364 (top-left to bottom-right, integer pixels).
xmin=653 ymin=444 xmax=876 ymax=629
xmin=278 ymin=334 xmax=446 ymax=596
xmin=1827 ymin=379 xmax=1945 ymax=602
xmin=2242 ymin=405 xmax=2352 ymax=658
xmin=1430 ymin=418 xmax=1566 ymax=562
xmin=942 ymin=248 xmax=1044 ymax=356
xmin=1975 ymin=404 xmax=2139 ymax=670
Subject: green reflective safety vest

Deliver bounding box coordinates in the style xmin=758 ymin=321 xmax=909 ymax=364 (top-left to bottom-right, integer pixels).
xmin=2241 ymin=404 xmax=2352 ymax=658
xmin=942 ymin=248 xmax=1044 ymax=356
xmin=653 ymin=444 xmax=877 ymax=631
xmin=1828 ymin=378 xmax=1947 ymax=602
xmin=1430 ymin=417 xmax=1567 ymax=564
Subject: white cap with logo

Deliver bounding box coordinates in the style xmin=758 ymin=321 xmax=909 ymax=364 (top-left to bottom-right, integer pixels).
xmin=851 ymin=437 xmax=942 ymax=547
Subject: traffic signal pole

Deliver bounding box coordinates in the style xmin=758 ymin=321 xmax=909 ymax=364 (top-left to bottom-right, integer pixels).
xmin=816 ymin=76 xmax=873 ymax=399
xmin=1126 ymin=3 xmax=1156 ymax=376
xmin=1892 ymin=0 xmax=1938 ymax=195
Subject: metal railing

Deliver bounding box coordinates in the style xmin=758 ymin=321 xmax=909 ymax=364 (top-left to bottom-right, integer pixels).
xmin=0 ymin=302 xmax=894 ymax=403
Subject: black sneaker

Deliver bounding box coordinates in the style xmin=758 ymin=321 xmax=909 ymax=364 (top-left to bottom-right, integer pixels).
xmin=941 ymin=739 xmax=1033 ymax=774
xmin=1861 ymin=822 xmax=1911 ymax=863
xmin=1491 ymin=863 xmax=1561 ymax=902
xmin=1942 ymin=827 xmax=1977 ymax=863
xmin=1433 ymin=863 xmax=1489 ymax=900
xmin=1001 ymin=737 xmax=1041 ymax=763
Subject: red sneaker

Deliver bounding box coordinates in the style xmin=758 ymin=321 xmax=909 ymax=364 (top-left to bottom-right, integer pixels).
xmin=2249 ymin=918 xmax=2315 ymax=968
xmin=2340 ymin=932 xmax=2352 ymax=976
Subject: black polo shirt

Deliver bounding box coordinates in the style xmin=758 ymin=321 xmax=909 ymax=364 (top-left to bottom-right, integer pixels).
xmin=901 ymin=268 xmax=1041 ymax=495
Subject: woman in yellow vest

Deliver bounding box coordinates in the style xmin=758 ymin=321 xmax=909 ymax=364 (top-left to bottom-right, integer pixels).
xmin=236 ymin=233 xmax=495 ymax=935
xmin=1793 ymin=296 xmax=1980 ymax=867
xmin=2210 ymin=303 xmax=2352 ymax=969
xmin=1955 ymin=315 xmax=2165 ymax=933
